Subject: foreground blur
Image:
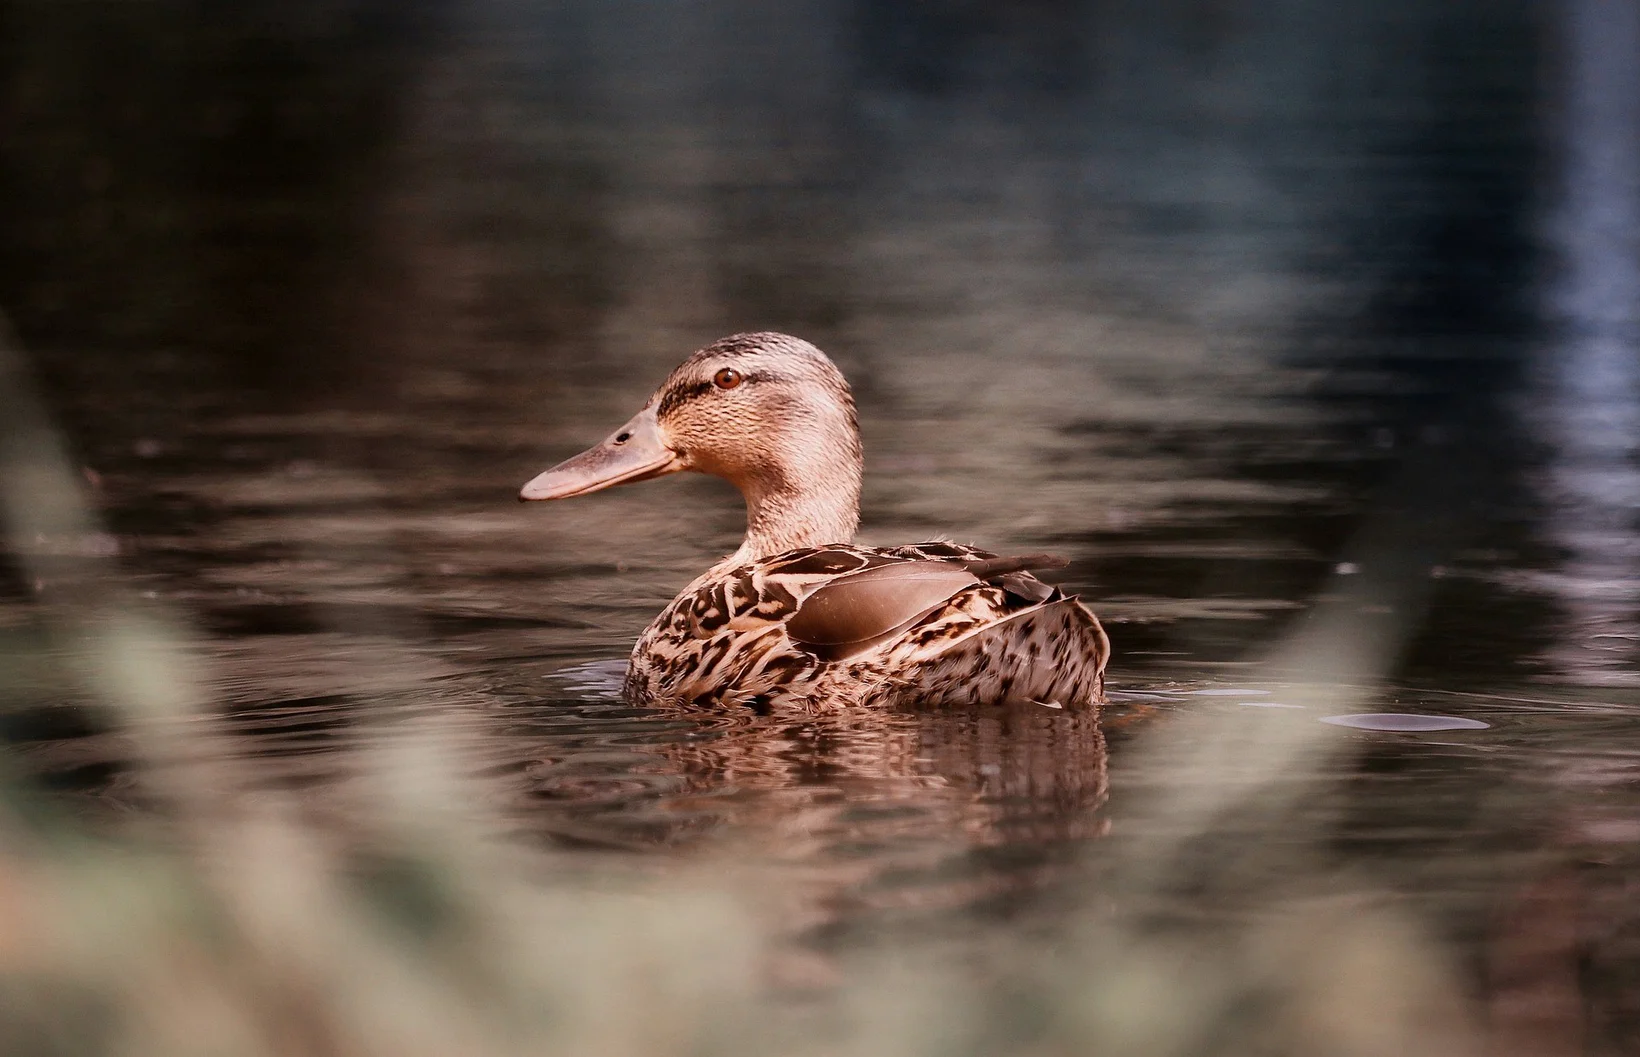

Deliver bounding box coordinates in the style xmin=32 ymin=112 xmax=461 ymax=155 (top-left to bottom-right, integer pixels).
xmin=2 ymin=0 xmax=1639 ymax=1053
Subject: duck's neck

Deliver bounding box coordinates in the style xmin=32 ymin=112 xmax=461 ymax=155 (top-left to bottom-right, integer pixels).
xmin=731 ymin=468 xmax=861 ymax=564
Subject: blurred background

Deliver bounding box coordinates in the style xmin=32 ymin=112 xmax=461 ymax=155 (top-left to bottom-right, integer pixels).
xmin=2 ymin=0 xmax=1638 ymax=1054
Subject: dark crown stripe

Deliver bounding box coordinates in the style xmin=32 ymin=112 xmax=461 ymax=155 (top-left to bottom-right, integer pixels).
xmin=703 ymin=332 xmax=784 ymax=357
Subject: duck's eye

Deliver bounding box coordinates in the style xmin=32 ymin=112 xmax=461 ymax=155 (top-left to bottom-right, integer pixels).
xmin=713 ymin=367 xmax=744 ymax=390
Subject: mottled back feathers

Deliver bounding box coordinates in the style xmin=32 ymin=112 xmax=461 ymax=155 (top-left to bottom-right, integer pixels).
xmin=625 ymin=543 xmax=1109 ymax=711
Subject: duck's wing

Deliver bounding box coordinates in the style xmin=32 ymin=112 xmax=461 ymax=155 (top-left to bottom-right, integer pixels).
xmin=959 ymin=553 xmax=1067 ymax=579
xmin=783 ymin=550 xmax=1074 ymax=659
xmin=785 ymin=561 xmax=981 ymax=657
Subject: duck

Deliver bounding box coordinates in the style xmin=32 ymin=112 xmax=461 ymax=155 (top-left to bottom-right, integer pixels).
xmin=518 ymin=332 xmax=1110 ymax=711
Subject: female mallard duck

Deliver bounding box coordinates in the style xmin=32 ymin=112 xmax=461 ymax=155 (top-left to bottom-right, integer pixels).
xmin=520 ymin=332 xmax=1110 ymax=710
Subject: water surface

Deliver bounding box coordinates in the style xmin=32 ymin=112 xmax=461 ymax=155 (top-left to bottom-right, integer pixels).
xmin=3 ymin=0 xmax=1639 ymax=1047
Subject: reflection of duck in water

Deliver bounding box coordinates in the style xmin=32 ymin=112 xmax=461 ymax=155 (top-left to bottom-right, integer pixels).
xmin=670 ymin=706 xmax=1111 ymax=835
xmin=515 ymin=687 xmax=1110 ymax=866
xmin=502 ymin=687 xmax=1109 ymax=951
xmin=657 ymin=706 xmax=1112 ymax=924
xmin=520 ymin=333 xmax=1109 ymax=710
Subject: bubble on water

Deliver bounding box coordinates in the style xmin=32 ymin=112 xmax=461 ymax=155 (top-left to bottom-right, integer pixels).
xmin=1320 ymin=713 xmax=1490 ymax=732
xmin=1190 ymin=689 xmax=1270 ymax=697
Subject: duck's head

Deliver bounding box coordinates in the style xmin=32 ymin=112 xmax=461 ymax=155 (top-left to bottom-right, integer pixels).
xmin=520 ymin=332 xmax=864 ymax=560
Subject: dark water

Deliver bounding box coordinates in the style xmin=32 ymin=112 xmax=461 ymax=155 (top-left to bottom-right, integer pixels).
xmin=4 ymin=0 xmax=1640 ymax=1046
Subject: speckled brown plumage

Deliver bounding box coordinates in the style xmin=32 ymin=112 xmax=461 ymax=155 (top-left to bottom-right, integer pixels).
xmin=625 ymin=542 xmax=1110 ymax=711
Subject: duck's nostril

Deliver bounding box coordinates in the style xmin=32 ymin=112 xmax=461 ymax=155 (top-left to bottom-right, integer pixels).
xmin=615 ymin=432 xmax=631 ymax=444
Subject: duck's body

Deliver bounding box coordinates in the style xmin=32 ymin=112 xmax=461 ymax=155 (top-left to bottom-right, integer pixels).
xmin=520 ymin=333 xmax=1109 ymax=711
xmin=627 ymin=542 xmax=1108 ymax=709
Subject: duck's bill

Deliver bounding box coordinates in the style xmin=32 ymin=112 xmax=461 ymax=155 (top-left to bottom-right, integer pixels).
xmin=518 ymin=406 xmax=684 ymax=501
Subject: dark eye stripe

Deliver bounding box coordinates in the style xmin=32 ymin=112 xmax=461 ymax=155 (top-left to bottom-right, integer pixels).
xmin=657 ymin=381 xmax=716 ymax=417
xmin=656 ymin=372 xmax=772 ymax=417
